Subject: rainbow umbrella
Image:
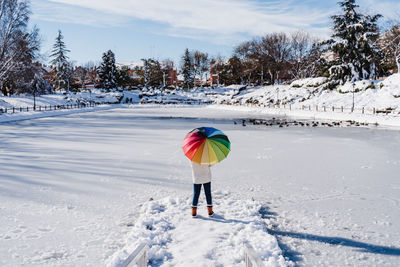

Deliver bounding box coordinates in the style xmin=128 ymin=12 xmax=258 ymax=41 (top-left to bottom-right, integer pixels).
xmin=182 ymin=127 xmax=230 ymax=165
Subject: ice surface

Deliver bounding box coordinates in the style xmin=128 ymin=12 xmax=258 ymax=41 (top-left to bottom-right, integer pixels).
xmin=0 ymin=106 xmax=399 ymax=266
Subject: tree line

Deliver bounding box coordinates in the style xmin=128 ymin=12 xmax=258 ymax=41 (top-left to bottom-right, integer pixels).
xmin=1 ymin=0 xmax=400 ymax=96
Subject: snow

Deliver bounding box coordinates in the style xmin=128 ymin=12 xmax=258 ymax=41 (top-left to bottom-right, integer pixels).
xmin=0 ymin=104 xmax=116 ymax=123
xmin=0 ymin=89 xmax=127 ymax=109
xmin=289 ymin=77 xmax=328 ymax=88
xmin=1 ymin=106 xmax=400 ymax=266
xmin=106 ymin=192 xmax=286 ymax=267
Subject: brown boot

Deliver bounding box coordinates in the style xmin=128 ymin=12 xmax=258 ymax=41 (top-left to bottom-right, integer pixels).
xmin=191 ymin=207 xmax=197 ymax=218
xmin=207 ymin=206 xmax=214 ymax=217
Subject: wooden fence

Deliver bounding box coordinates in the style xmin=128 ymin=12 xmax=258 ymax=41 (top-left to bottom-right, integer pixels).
xmin=0 ymin=102 xmax=100 ymax=115
xmin=243 ymin=103 xmax=399 ymax=116
xmin=120 ymin=242 xmax=148 ymax=267
xmin=245 ymin=244 xmax=265 ymax=267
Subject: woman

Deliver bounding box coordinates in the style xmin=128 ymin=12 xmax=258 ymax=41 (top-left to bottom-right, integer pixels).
xmin=191 ymin=161 xmax=214 ymax=218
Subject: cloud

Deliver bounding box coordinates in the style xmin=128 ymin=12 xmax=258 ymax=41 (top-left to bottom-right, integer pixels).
xmin=358 ymin=0 xmax=400 ymax=21
xmin=31 ymin=1 xmax=130 ymax=27
xmin=34 ymin=0 xmax=335 ymax=43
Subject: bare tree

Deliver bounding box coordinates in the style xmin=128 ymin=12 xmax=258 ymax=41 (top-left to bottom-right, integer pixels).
xmin=209 ymin=56 xmax=225 ymax=87
xmin=234 ymin=41 xmax=259 ymax=85
xmin=380 ymin=24 xmax=400 ymax=73
xmin=259 ymin=32 xmax=292 ymax=84
xmin=193 ymin=51 xmax=209 ymax=86
xmin=75 ymin=65 xmax=89 ymax=90
xmin=289 ymin=31 xmax=315 ymax=79
xmin=161 ymin=59 xmax=174 ymax=87
xmin=85 ymin=61 xmax=98 ymax=85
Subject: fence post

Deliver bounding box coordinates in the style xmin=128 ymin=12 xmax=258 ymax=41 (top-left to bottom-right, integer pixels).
xmin=27 ymin=107 xmax=29 ymax=112
xmin=341 ymin=106 xmax=343 ymax=112
xmin=302 ymin=105 xmax=304 ymax=110
xmin=323 ymin=106 xmax=326 ymax=112
xmin=5 ymin=108 xmax=7 ymax=113
xmin=289 ymin=104 xmax=291 ymax=111
xmin=316 ymin=105 xmax=318 ymax=111
xmin=13 ymin=107 xmax=15 ymax=113
xmin=332 ymin=106 xmax=335 ymax=112
xmin=120 ymin=242 xmax=148 ymax=267
xmin=244 ymin=244 xmax=265 ymax=267
xmin=309 ymin=105 xmax=311 ymax=111
xmin=373 ymin=108 xmax=376 ymax=114
xmin=362 ymin=107 xmax=364 ymax=114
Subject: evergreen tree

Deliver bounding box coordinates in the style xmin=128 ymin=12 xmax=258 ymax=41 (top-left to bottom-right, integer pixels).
xmin=325 ymin=0 xmax=383 ymax=84
xmin=142 ymin=58 xmax=151 ymax=88
xmin=50 ymin=30 xmax=70 ymax=90
xmin=116 ymin=66 xmax=132 ymax=89
xmin=98 ymin=50 xmax=117 ymax=90
xmin=181 ymin=48 xmax=194 ymax=89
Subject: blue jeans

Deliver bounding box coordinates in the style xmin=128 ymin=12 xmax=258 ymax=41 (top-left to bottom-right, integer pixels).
xmin=192 ymin=182 xmax=212 ymax=207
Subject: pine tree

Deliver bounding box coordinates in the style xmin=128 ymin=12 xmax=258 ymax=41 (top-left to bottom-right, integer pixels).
xmin=98 ymin=50 xmax=117 ymax=90
xmin=181 ymin=48 xmax=194 ymax=89
xmin=325 ymin=0 xmax=383 ymax=84
xmin=50 ymin=30 xmax=70 ymax=90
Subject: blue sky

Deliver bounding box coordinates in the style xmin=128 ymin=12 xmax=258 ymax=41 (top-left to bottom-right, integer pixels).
xmin=30 ymin=0 xmax=400 ymax=66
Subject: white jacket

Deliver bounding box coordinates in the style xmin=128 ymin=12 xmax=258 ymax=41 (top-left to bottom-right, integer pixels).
xmin=191 ymin=162 xmax=211 ymax=184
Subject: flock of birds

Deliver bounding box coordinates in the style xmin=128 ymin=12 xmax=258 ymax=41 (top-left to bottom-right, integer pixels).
xmin=234 ymin=118 xmax=376 ymax=128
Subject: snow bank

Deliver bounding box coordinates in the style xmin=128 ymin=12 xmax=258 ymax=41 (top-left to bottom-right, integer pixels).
xmin=0 ymin=105 xmax=117 ymax=123
xmin=379 ymin=73 xmax=400 ymax=95
xmin=106 ymin=191 xmax=288 ymax=267
xmin=0 ymin=89 xmax=140 ymax=110
xmin=290 ymin=77 xmax=327 ymax=88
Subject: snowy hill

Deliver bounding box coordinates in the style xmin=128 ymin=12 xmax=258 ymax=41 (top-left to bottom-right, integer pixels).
xmin=136 ymin=75 xmax=400 ymax=112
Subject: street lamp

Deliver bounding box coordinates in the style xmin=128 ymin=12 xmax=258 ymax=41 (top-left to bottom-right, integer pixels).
xmin=33 ymin=75 xmax=39 ymax=111
xmin=276 ymin=87 xmax=279 ymax=104
xmin=351 ymin=82 xmax=355 ymax=112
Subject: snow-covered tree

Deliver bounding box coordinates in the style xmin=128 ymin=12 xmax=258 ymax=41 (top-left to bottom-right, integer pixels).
xmin=63 ymin=61 xmax=74 ymax=91
xmin=50 ymin=30 xmax=70 ymax=90
xmin=181 ymin=48 xmax=194 ymax=89
xmin=325 ymin=0 xmax=383 ymax=84
xmin=142 ymin=58 xmax=151 ymax=88
xmin=0 ymin=0 xmax=42 ymax=94
xmin=98 ymin=50 xmax=117 ymax=90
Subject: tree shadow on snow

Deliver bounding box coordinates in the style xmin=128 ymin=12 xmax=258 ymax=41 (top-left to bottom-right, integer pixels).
xmin=258 ymin=205 xmax=400 ymax=266
xmin=195 ymin=214 xmax=252 ymax=225
xmin=268 ymin=229 xmax=400 ymax=256
xmin=259 ymin=205 xmax=303 ymax=264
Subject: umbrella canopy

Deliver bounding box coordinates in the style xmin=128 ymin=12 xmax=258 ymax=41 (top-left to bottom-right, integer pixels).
xmin=182 ymin=127 xmax=230 ymax=165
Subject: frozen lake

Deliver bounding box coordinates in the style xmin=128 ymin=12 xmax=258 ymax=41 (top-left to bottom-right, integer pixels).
xmin=0 ymin=106 xmax=400 ymax=266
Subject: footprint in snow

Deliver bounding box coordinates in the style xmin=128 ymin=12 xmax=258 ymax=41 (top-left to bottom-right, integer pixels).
xmin=25 ymin=234 xmax=40 ymax=240
xmin=361 ymin=165 xmax=372 ymax=169
xmin=38 ymin=228 xmax=53 ymax=233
